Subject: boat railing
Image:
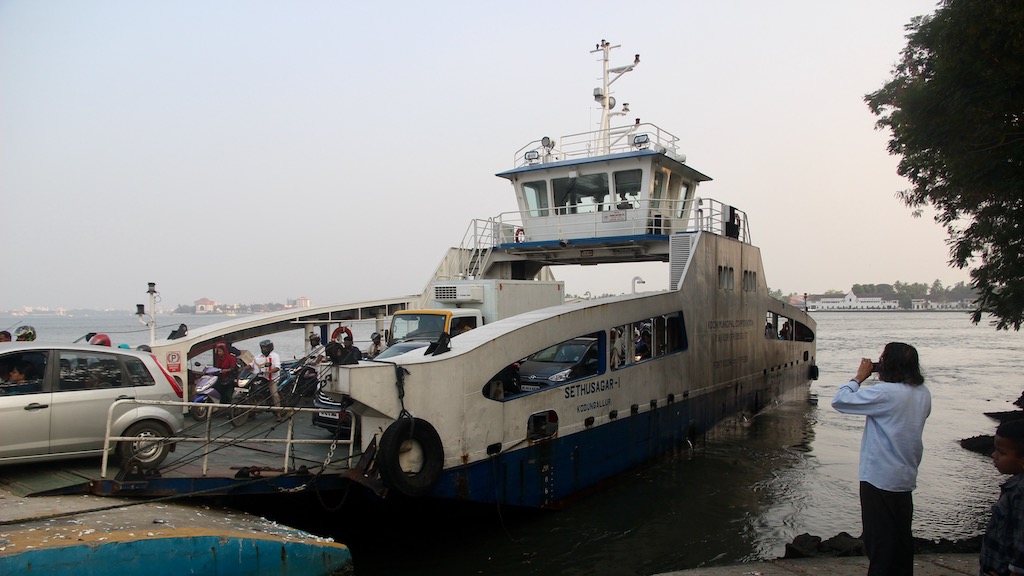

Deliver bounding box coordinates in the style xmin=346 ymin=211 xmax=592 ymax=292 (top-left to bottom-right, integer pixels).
xmin=100 ymin=399 xmax=354 ymax=479
xmin=513 ymin=123 xmax=681 ymax=167
xmin=470 ymin=197 xmax=749 ymax=246
xmin=446 ymin=218 xmax=499 ymax=279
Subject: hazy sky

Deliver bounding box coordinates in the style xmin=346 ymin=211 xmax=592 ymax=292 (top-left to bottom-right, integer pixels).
xmin=1 ymin=0 xmax=963 ymax=311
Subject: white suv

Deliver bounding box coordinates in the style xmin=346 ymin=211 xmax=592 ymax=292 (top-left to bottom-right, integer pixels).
xmin=0 ymin=342 xmax=185 ymax=468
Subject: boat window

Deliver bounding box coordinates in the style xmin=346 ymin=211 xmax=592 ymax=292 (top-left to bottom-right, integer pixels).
xmin=522 ymin=181 xmax=550 ymax=217
xmin=677 ymin=182 xmax=693 ymax=219
xmin=613 ymin=311 xmax=687 ymax=369
xmin=485 ymin=331 xmax=604 ymax=401
xmin=527 ymin=410 xmax=558 ymax=441
xmin=764 ymin=312 xmax=779 ymax=339
xmin=553 ymin=173 xmax=609 ymax=215
xmin=718 ymin=266 xmax=735 ymax=290
xmin=793 ymin=321 xmax=815 ymax=342
xmin=651 ymin=170 xmax=666 ymax=210
xmin=614 ymin=169 xmax=642 ymax=209
xmin=481 ymin=362 xmax=521 ymax=400
xmin=743 ymin=270 xmax=758 ymax=292
xmin=667 ymin=172 xmax=683 ymax=218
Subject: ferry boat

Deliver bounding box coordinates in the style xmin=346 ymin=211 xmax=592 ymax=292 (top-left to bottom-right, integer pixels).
xmin=326 ymin=41 xmax=817 ymax=508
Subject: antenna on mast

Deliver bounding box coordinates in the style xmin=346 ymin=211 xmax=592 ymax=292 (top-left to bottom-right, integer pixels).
xmin=590 ymin=40 xmax=640 ymax=155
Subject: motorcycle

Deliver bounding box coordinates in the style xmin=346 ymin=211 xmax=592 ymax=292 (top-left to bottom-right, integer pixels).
xmin=189 ymin=362 xmax=236 ymax=421
xmin=277 ymin=361 xmax=321 ymax=404
xmin=229 ymin=367 xmax=278 ymax=427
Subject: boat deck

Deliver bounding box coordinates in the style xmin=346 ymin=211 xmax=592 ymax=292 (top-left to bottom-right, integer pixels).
xmin=0 ymin=401 xmax=357 ymax=499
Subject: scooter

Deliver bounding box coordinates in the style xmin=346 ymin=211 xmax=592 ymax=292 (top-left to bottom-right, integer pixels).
xmin=189 ymin=362 xmax=236 ymax=421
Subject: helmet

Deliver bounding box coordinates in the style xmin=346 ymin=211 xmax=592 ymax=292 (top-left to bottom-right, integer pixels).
xmin=136 ymin=344 xmax=152 ymax=352
xmin=118 ymin=343 xmax=130 ymax=349
xmin=309 ymin=332 xmax=321 ymax=344
xmin=371 ymin=332 xmax=381 ymax=341
xmin=259 ymin=339 xmax=274 ymax=354
xmin=14 ymin=325 xmax=36 ymax=341
xmin=89 ymin=333 xmax=112 ymax=346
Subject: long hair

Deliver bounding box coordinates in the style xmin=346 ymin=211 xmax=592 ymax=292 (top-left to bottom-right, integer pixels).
xmin=878 ymin=342 xmax=924 ymax=386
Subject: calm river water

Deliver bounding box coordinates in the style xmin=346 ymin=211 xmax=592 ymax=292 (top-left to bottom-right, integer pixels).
xmin=4 ymin=310 xmax=1022 ymax=574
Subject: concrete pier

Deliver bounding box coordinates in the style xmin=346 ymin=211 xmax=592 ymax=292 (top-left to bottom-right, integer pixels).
xmin=0 ymin=486 xmax=352 ymax=575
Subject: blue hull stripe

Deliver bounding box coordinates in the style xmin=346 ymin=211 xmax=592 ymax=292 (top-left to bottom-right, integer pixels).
xmin=432 ymin=372 xmax=802 ymax=507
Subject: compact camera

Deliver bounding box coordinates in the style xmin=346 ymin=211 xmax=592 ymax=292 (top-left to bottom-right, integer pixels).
xmin=871 ymin=362 xmax=881 ymax=373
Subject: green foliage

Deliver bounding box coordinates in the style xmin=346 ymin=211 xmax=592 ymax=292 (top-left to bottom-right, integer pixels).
xmin=824 ymin=280 xmax=977 ymax=309
xmin=852 ymin=284 xmax=897 ymax=298
xmin=866 ymin=1 xmax=1024 ymax=329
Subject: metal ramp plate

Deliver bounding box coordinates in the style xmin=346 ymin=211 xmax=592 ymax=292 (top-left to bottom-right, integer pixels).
xmin=0 ymin=462 xmax=96 ymax=496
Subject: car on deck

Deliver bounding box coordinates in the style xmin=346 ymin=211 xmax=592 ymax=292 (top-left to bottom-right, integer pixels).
xmin=517 ymin=336 xmax=600 ymax=391
xmin=0 ymin=342 xmax=185 ymax=468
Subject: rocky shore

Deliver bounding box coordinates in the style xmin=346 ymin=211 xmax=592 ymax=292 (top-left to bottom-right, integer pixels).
xmin=783 ymin=532 xmax=982 ymax=559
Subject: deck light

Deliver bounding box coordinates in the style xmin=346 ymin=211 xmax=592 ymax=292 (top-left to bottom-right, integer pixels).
xmin=541 ymin=136 xmax=554 ymax=150
xmin=525 ymin=150 xmax=541 ymax=163
xmin=136 ymin=282 xmax=159 ymax=346
xmin=632 ymin=134 xmax=650 ymax=149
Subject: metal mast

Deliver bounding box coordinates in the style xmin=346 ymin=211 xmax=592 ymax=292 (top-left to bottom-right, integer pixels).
xmin=590 ymin=40 xmax=640 ymax=155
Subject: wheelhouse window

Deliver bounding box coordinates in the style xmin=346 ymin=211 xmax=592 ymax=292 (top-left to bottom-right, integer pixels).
xmin=522 ymin=180 xmax=550 ymax=217
xmin=614 ymin=169 xmax=642 ymax=209
xmin=652 ymin=171 xmax=667 ymax=210
xmin=553 ymin=173 xmax=609 ymax=214
xmin=677 ymin=182 xmax=693 ymax=219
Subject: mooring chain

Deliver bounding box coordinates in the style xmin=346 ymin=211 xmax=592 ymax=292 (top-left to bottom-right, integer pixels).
xmin=275 ymin=411 xmax=350 ymax=494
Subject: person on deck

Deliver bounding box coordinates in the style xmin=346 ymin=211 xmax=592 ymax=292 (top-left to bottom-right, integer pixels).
xmin=339 ymin=335 xmax=362 ymax=363
xmin=367 ymin=332 xmax=387 ymax=359
xmin=252 ymin=339 xmax=285 ymax=421
xmin=213 ymin=341 xmax=238 ymax=381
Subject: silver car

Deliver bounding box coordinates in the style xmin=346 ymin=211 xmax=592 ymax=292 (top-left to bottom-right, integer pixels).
xmin=0 ymin=342 xmax=185 ymax=468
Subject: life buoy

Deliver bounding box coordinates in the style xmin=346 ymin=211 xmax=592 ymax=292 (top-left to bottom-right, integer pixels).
xmin=514 ymin=228 xmax=525 ymax=243
xmin=331 ymin=326 xmax=354 ymax=343
xmin=377 ymin=417 xmax=444 ymax=498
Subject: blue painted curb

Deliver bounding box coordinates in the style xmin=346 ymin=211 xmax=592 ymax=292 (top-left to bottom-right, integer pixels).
xmin=0 ymin=534 xmax=352 ymax=575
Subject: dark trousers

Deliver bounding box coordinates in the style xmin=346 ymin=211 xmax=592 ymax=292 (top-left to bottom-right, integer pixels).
xmin=860 ymin=481 xmax=915 ymax=576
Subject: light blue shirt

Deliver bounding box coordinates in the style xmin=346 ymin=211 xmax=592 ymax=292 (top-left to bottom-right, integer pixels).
xmin=831 ymin=379 xmax=931 ymax=492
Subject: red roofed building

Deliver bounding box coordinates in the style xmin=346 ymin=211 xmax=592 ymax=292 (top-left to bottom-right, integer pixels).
xmin=194 ymin=297 xmax=216 ymax=314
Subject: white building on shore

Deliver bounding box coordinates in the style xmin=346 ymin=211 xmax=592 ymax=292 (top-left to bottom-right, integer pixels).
xmin=809 ymin=292 xmax=899 ymax=310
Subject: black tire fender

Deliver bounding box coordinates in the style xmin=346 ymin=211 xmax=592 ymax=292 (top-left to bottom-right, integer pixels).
xmin=809 ymin=364 xmax=819 ymax=381
xmin=377 ymin=417 xmax=444 ymax=498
